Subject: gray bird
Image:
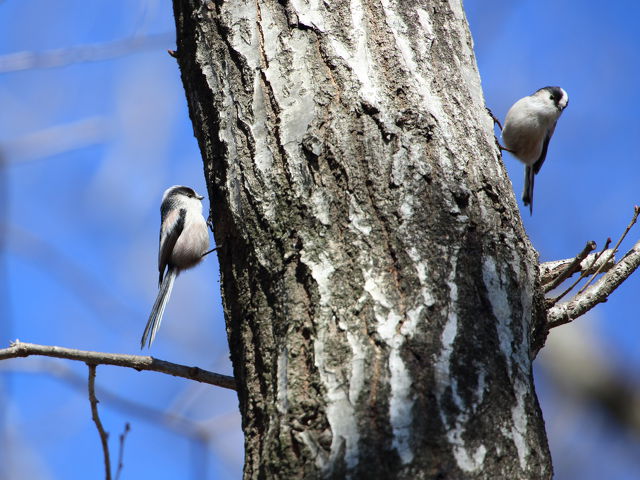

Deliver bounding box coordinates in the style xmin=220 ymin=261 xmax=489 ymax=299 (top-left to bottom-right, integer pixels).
xmin=501 ymin=86 xmax=569 ymax=214
xmin=141 ymin=185 xmax=210 ymax=348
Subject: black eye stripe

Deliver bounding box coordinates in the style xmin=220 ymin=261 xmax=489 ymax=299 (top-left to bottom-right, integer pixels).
xmin=536 ymin=86 xmax=564 ymax=106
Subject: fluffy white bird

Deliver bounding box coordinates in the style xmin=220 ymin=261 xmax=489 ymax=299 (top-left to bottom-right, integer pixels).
xmin=501 ymin=86 xmax=569 ymax=214
xmin=141 ymin=185 xmax=210 ymax=348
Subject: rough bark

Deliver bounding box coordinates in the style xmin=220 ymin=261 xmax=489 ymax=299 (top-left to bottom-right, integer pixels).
xmin=173 ymin=0 xmax=551 ymax=478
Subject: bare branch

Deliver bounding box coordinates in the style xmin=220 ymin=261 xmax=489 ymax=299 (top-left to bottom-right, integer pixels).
xmin=540 ymin=240 xmax=596 ymax=292
xmin=115 ymin=423 xmax=131 ymax=480
xmin=0 ymin=341 xmax=236 ymax=390
xmin=576 ymin=206 xmax=640 ymax=295
xmin=547 ymin=236 xmax=640 ymax=329
xmin=0 ymin=33 xmax=174 ymax=73
xmin=549 ymin=238 xmax=611 ymax=305
xmin=540 ymin=248 xmax=617 ymax=285
xmin=88 ymin=364 xmax=112 ymax=480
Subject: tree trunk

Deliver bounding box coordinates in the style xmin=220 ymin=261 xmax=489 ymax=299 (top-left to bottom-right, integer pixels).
xmin=173 ymin=1 xmax=552 ymax=478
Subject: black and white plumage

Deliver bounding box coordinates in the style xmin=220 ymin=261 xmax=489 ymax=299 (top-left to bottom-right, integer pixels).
xmin=501 ymin=86 xmax=569 ymax=214
xmin=141 ymin=185 xmax=210 ymax=348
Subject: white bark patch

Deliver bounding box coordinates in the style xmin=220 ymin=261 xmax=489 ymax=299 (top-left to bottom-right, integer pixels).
xmin=346 ymin=331 xmax=366 ymax=405
xmin=309 ymin=299 xmax=367 ymax=473
xmin=311 ymin=189 xmax=331 ymax=226
xmin=453 ymin=439 xmax=487 ymax=472
xmin=434 ymin=251 xmax=487 ymax=472
xmin=249 ymin=75 xmax=277 ymax=228
xmin=482 ymin=257 xmax=515 ymax=371
xmin=415 ymin=8 xmax=435 ymax=57
xmin=300 ymin=249 xmax=335 ymax=306
xmin=377 ymin=2 xmax=450 ymax=140
xmin=406 ymin=247 xmax=436 ymax=307
xmin=363 ymin=266 xmax=415 ymax=464
xmin=380 ymin=0 xmax=419 ymax=77
xmin=399 ymin=199 xmax=413 ymax=220
xmin=327 ymin=0 xmax=381 ymax=108
xmin=290 ymin=0 xmax=327 ymax=32
xmin=511 ymin=381 xmax=529 ymax=469
xmin=226 ymin=2 xmax=261 ymax=70
xmin=403 ymin=305 xmax=423 ymax=337
xmin=257 ymin=6 xmax=317 ymax=198
xmin=261 ymin=14 xmax=316 ymax=145
xmin=447 ymin=0 xmax=464 ymax=21
xmin=445 ymin=0 xmax=492 ymax=138
xmin=391 ymin=146 xmax=409 ymax=188
xmin=276 ymin=346 xmax=289 ymax=414
xmin=196 ymin=54 xmax=243 ymax=216
xmin=272 ymin=35 xmax=317 ymax=148
xmin=482 ymin=256 xmax=530 ymax=470
xmin=348 ymin=197 xmax=372 ymax=235
xmin=298 ymin=430 xmax=328 ymax=468
xmin=302 ymin=248 xmax=360 ymax=471
xmin=447 ymin=0 xmax=479 ymax=95
xmin=388 ymin=338 xmax=414 ymax=464
xmin=251 ymin=75 xmax=274 ymax=177
xmin=314 ymin=318 xmax=360 ymax=471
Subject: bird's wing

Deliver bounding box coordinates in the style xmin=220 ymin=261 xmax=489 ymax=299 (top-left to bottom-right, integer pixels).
xmin=158 ymin=207 xmax=186 ymax=285
xmin=533 ymin=121 xmax=557 ymax=174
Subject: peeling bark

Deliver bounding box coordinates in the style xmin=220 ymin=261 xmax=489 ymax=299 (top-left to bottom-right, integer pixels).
xmin=173 ymin=0 xmax=552 ymax=478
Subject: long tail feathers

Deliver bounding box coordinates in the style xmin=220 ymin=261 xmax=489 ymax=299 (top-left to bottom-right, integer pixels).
xmin=141 ymin=267 xmax=177 ymax=349
xmin=522 ymin=166 xmax=534 ymax=215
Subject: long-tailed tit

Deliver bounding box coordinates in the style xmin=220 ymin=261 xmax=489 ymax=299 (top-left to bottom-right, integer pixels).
xmin=141 ymin=185 xmax=210 ymax=348
xmin=501 ymin=86 xmax=569 ymax=214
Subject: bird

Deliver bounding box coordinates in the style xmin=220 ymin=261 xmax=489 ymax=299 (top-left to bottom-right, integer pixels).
xmin=141 ymin=185 xmax=211 ymax=348
xmin=501 ymin=86 xmax=569 ymax=214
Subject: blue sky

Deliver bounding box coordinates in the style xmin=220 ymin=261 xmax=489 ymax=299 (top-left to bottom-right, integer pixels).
xmin=0 ymin=1 xmax=639 ymax=479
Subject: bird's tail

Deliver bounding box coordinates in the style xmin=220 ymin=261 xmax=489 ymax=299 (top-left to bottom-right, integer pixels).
xmin=522 ymin=166 xmax=534 ymax=215
xmin=141 ymin=267 xmax=177 ymax=349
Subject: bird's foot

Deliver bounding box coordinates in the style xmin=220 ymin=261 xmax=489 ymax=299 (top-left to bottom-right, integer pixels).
xmin=486 ymin=107 xmax=503 ymax=131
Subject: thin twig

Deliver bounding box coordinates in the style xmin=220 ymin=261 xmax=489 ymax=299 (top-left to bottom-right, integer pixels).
xmin=88 ymin=364 xmax=112 ymax=480
xmin=0 ymin=341 xmax=236 ymax=390
xmin=542 ymin=240 xmax=596 ymax=293
xmin=576 ymin=205 xmax=640 ymax=295
xmin=540 ymin=248 xmax=615 ymax=287
xmin=547 ymin=237 xmax=640 ymax=329
xmin=115 ymin=423 xmax=131 ymax=480
xmin=549 ymin=238 xmax=611 ymax=305
xmin=547 ymin=207 xmax=640 ymax=329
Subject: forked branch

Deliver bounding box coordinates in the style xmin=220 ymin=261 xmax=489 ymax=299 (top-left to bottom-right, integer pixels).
xmin=544 ymin=206 xmax=640 ymax=330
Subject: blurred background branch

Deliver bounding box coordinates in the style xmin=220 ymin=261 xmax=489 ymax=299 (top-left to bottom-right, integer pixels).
xmin=0 ymin=33 xmax=174 ymax=73
xmin=2 ymin=117 xmax=110 ymax=163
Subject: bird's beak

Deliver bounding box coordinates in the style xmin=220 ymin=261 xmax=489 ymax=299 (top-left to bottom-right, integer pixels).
xmin=196 ymin=194 xmax=204 ymax=200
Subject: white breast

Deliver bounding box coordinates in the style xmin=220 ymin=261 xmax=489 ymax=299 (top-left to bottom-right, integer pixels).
xmin=171 ymin=199 xmax=210 ymax=270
